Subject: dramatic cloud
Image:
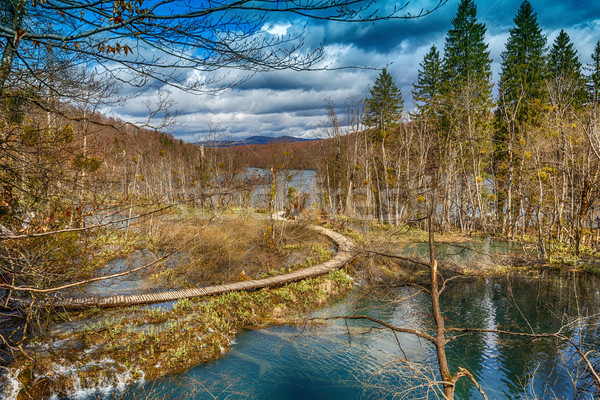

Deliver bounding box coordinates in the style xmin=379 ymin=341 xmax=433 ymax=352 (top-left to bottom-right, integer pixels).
xmin=109 ymin=0 xmax=600 ymax=141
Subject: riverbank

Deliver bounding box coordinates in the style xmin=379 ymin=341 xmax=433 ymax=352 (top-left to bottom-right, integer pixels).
xmin=6 ymin=269 xmax=353 ymax=400
xmin=325 ymin=217 xmax=600 ymax=280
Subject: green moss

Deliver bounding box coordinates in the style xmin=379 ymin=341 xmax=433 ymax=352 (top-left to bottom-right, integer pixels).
xmin=173 ymin=298 xmax=193 ymax=313
xmin=327 ymin=269 xmax=352 ymax=285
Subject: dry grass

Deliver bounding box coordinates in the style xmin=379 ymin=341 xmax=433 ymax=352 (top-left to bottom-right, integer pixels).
xmin=149 ymin=213 xmax=333 ymax=286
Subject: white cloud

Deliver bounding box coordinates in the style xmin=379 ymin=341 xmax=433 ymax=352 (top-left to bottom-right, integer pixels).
xmin=262 ymin=22 xmax=293 ymax=36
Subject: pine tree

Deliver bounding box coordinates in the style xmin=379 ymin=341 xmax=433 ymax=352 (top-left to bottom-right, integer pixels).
xmin=363 ymin=68 xmax=403 ymax=224
xmin=547 ymin=29 xmax=586 ymax=108
xmin=548 ymin=30 xmax=583 ymax=77
xmin=545 ymin=29 xmax=585 ymax=246
xmin=439 ymin=0 xmax=493 ymax=234
xmin=589 ymin=41 xmax=600 ymax=102
xmin=494 ymin=0 xmax=547 ymax=236
xmin=412 ymin=45 xmax=442 ymax=121
xmin=364 ymin=68 xmax=404 ymax=140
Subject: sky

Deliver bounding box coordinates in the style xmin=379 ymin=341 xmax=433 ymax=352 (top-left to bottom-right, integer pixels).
xmin=108 ymin=0 xmax=600 ymax=142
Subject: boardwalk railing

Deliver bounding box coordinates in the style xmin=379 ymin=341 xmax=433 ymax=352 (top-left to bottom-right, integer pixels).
xmin=53 ymin=223 xmax=356 ymax=309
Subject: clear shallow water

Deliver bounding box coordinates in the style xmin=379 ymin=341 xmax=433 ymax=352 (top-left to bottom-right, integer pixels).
xmin=110 ymin=271 xmax=600 ymax=400
xmin=61 ymin=250 xmax=183 ymax=298
xmin=393 ymin=238 xmax=535 ymax=270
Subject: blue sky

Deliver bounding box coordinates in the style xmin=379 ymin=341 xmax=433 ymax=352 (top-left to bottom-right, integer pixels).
xmin=109 ymin=0 xmax=600 ymax=142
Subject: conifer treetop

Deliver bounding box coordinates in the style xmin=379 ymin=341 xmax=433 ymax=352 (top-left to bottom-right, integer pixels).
xmin=364 ymin=68 xmax=404 ymax=140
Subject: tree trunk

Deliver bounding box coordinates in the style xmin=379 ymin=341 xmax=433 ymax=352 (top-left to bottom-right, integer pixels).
xmin=428 ymin=186 xmax=455 ymax=399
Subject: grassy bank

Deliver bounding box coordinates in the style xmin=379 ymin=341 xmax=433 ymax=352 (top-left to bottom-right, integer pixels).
xmin=148 ymin=210 xmax=334 ymax=286
xmin=324 ymin=218 xmax=596 ymax=280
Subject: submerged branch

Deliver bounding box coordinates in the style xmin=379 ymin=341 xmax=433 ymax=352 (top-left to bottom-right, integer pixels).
xmin=312 ymin=314 xmax=436 ymax=343
xmin=360 ymin=250 xmax=431 ymax=269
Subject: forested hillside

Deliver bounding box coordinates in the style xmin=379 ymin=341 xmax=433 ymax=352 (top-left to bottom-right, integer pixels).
xmin=1 ymin=105 xmax=225 ymax=229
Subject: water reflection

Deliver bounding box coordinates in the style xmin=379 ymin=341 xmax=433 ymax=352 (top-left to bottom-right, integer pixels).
xmin=61 ymin=250 xmax=181 ymax=298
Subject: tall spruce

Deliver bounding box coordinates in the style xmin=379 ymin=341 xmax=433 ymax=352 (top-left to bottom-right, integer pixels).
xmin=364 ymin=68 xmax=403 ymax=224
xmin=412 ymin=45 xmax=442 ymax=121
xmin=364 ymin=68 xmax=404 ymax=140
xmin=547 ymin=29 xmax=586 ymax=245
xmin=412 ymin=45 xmax=445 ymax=200
xmin=494 ymin=0 xmax=546 ymax=236
xmin=441 ymin=0 xmax=493 ymax=112
xmin=548 ymin=29 xmax=583 ymax=77
xmin=440 ymin=0 xmax=493 ymax=234
xmin=496 ymin=0 xmax=547 ymax=125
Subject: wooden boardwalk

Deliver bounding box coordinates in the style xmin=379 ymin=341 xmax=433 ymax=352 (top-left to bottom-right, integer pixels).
xmin=54 ymin=224 xmax=356 ymax=309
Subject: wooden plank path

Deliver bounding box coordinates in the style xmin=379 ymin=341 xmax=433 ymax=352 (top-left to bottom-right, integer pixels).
xmin=53 ymin=223 xmax=356 ymax=309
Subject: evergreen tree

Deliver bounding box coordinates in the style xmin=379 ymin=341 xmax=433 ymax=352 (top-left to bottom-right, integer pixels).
xmin=441 ymin=0 xmax=493 ymax=111
xmin=494 ymin=0 xmax=547 ymax=236
xmin=545 ymin=30 xmax=586 ymax=248
xmin=364 ymin=68 xmax=404 ymax=140
xmin=547 ymin=29 xmax=586 ymax=108
xmin=548 ymin=29 xmax=583 ymax=76
xmin=412 ymin=45 xmax=442 ymax=121
xmin=363 ymin=68 xmax=403 ymax=224
xmin=589 ymin=41 xmax=600 ymax=102
xmin=496 ymin=0 xmax=547 ymax=125
xmin=439 ymin=0 xmax=493 ymax=233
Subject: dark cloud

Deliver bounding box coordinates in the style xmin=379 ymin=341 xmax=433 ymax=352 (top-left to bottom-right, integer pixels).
xmin=319 ymin=12 xmax=451 ymax=54
xmin=237 ymin=68 xmax=367 ymax=92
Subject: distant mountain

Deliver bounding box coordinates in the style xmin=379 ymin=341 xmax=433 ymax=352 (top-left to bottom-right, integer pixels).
xmin=198 ymin=135 xmax=319 ymax=147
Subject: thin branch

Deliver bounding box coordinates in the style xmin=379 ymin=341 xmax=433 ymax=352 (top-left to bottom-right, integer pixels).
xmin=1 ymin=248 xmax=176 ymax=294
xmin=1 ymin=214 xmax=216 ymax=294
xmin=455 ymin=367 xmax=489 ymax=400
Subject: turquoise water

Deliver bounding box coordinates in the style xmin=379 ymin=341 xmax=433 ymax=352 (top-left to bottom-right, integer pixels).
xmin=113 ymin=271 xmax=600 ymax=400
